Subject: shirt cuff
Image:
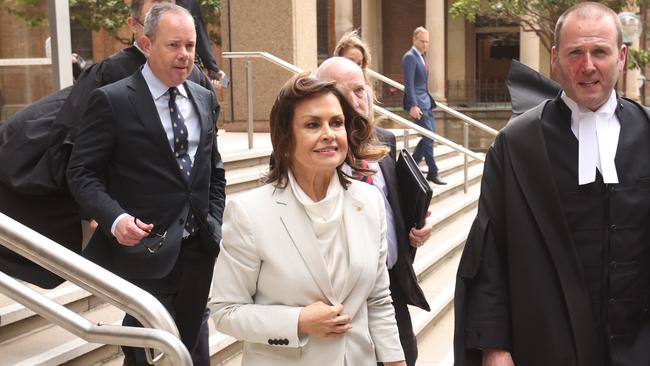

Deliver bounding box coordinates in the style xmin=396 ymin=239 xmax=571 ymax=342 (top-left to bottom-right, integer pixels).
xmin=111 ymin=213 xmax=129 ymax=236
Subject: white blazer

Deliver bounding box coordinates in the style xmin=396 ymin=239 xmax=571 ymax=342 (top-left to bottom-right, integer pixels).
xmin=210 ymin=179 xmax=404 ymax=366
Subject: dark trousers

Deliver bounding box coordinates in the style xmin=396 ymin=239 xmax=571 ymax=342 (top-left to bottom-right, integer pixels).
xmin=122 ymin=235 xmax=215 ymax=366
xmin=411 ymin=109 xmax=438 ymax=175
xmin=379 ymin=269 xmax=418 ymax=366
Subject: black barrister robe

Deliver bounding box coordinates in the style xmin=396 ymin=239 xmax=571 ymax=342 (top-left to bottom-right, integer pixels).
xmin=454 ymin=97 xmax=650 ymax=366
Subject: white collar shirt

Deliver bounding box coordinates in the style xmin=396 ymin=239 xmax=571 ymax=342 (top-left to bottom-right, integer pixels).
xmin=141 ymin=62 xmax=200 ymax=165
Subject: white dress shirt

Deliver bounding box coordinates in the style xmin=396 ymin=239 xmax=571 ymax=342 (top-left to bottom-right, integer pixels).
xmin=342 ymin=163 xmax=399 ymax=269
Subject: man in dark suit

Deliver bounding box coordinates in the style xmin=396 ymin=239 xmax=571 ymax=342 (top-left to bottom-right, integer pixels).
xmin=0 ymin=0 xmax=220 ymax=291
xmin=454 ymin=3 xmax=650 ymax=366
xmin=67 ymin=4 xmax=225 ymax=365
xmin=317 ymin=57 xmax=431 ymax=366
xmin=402 ymin=27 xmax=445 ymax=185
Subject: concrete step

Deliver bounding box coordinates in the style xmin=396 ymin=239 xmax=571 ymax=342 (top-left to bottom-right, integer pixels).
xmin=0 ymin=304 xmax=123 ymax=366
xmin=0 ymin=129 xmax=478 ymax=366
xmin=430 ymin=162 xmax=484 ymax=205
xmin=0 ymin=283 xmax=96 ymax=345
xmin=416 ymin=306 xmax=455 ymax=366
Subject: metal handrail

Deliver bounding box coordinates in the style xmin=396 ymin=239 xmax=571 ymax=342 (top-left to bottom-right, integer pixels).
xmin=366 ymin=69 xmax=499 ymax=136
xmin=222 ymin=51 xmax=487 ymax=192
xmin=0 ymin=58 xmax=52 ymax=66
xmin=223 ymin=51 xmax=302 ymax=73
xmin=374 ymin=105 xmax=484 ymax=162
xmin=0 ymin=212 xmax=192 ymax=366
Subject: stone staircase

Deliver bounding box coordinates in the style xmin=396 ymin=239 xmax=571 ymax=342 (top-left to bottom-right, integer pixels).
xmin=0 ymin=129 xmax=484 ymax=366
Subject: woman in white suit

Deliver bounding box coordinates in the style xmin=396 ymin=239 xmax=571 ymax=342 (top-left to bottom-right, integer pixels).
xmin=211 ymin=73 xmax=406 ymax=366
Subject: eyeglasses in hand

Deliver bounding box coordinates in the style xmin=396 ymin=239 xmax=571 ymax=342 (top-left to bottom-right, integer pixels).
xmin=134 ymin=217 xmax=167 ymax=254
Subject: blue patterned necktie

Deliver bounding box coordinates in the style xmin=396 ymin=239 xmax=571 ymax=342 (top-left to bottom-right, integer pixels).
xmin=168 ymin=87 xmax=198 ymax=235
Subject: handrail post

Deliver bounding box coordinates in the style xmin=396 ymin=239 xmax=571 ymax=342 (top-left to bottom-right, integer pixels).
xmin=463 ymin=121 xmax=469 ymax=194
xmin=246 ymin=59 xmax=254 ymax=149
xmin=404 ymin=128 xmax=410 ymax=150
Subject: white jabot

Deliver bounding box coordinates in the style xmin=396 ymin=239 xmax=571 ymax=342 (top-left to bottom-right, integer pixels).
xmin=288 ymin=171 xmax=349 ymax=300
xmin=561 ymin=90 xmax=620 ymax=185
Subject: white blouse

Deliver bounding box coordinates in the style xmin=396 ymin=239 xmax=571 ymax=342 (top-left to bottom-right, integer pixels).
xmin=288 ymin=171 xmax=349 ymax=301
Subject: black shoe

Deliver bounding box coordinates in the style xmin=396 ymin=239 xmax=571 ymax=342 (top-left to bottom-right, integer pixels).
xmin=426 ymin=173 xmax=447 ymax=185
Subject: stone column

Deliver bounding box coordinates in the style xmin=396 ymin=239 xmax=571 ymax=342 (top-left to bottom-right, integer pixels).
xmin=48 ymin=0 xmax=73 ymax=89
xmin=361 ymin=0 xmax=382 ymax=71
xmin=335 ymin=0 xmax=354 ymax=42
xmin=446 ymin=1 xmax=466 ymax=83
xmin=220 ymin=0 xmax=317 ymax=130
xmin=624 ymin=39 xmax=642 ymax=101
xmin=519 ymin=26 xmax=551 ymax=77
xmin=426 ymin=0 xmax=446 ymax=102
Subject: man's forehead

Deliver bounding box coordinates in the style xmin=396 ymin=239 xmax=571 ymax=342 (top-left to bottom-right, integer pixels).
xmin=559 ymin=20 xmax=618 ymax=50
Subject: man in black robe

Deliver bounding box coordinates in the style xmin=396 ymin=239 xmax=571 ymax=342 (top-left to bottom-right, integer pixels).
xmin=454 ymin=3 xmax=650 ymax=366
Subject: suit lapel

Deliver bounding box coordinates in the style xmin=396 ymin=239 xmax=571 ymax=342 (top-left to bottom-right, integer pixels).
xmin=274 ymin=186 xmax=337 ymax=304
xmin=184 ymin=81 xmax=210 ymax=182
xmin=507 ymin=100 xmax=599 ymax=362
xmin=339 ymin=186 xmax=368 ymax=302
xmin=411 ymin=48 xmax=425 ymax=76
xmin=127 ymin=72 xmax=180 ymax=175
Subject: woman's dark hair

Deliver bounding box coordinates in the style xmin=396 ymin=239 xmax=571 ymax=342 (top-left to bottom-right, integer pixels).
xmin=265 ymin=72 xmax=387 ymax=188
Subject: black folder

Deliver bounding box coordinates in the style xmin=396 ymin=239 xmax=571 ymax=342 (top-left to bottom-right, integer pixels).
xmin=396 ymin=149 xmax=432 ymax=229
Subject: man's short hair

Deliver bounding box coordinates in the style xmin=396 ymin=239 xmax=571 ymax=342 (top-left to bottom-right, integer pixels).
xmin=413 ymin=26 xmax=428 ymax=39
xmin=143 ymin=2 xmax=193 ymax=40
xmin=129 ymin=0 xmax=173 ymax=19
xmin=554 ymin=2 xmax=623 ymax=49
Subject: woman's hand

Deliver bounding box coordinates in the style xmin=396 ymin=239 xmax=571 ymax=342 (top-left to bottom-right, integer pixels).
xmin=483 ymin=348 xmax=515 ymax=366
xmin=298 ymin=302 xmax=351 ymax=338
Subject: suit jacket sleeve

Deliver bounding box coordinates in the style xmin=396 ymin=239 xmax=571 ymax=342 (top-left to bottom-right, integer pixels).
xmin=58 ymin=61 xmax=109 ymax=146
xmin=367 ymin=190 xmax=406 ymax=362
xmin=402 ymin=52 xmax=418 ymax=111
xmin=208 ymin=92 xmax=226 ymax=242
xmin=455 ymin=135 xmax=511 ymax=356
xmin=211 ymin=197 xmax=304 ymax=347
xmin=188 ymin=0 xmax=220 ymax=73
xmin=66 ymin=88 xmax=126 ymax=235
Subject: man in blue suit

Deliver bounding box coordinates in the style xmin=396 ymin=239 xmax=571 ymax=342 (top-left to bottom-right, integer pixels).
xmin=402 ymin=27 xmax=445 ymax=185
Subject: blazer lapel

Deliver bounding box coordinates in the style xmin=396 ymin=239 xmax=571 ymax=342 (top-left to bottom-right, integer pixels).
xmin=274 ymin=186 xmax=337 ymax=305
xmin=507 ymin=100 xmax=599 ymax=362
xmin=339 ymin=185 xmax=369 ymax=302
xmin=128 ymin=71 xmax=180 ymax=175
